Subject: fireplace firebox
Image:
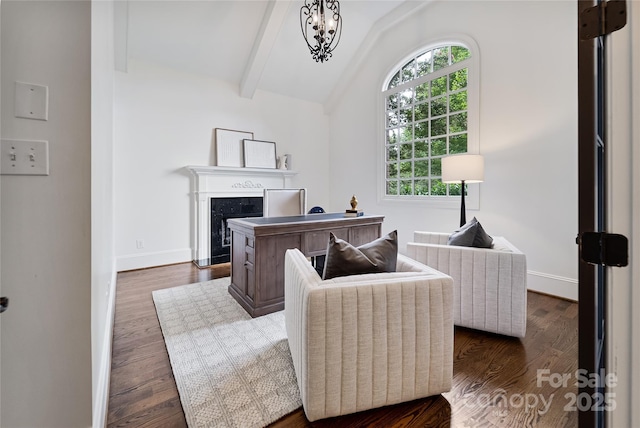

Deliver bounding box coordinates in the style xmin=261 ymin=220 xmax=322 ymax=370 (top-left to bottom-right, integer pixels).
xmin=210 ymin=197 xmax=263 ymax=265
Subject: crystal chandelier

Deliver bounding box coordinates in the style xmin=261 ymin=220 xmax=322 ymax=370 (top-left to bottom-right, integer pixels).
xmin=300 ymin=0 xmax=342 ymax=63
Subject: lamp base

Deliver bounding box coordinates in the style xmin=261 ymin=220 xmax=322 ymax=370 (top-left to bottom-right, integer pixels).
xmin=459 ymin=180 xmax=466 ymax=227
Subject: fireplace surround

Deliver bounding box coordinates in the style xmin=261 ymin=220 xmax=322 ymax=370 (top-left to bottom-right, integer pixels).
xmin=186 ymin=166 xmax=297 ymax=267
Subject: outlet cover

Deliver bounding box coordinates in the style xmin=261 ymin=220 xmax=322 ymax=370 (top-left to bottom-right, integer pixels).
xmin=0 ymin=139 xmax=50 ymax=175
xmin=15 ymin=82 xmax=49 ymax=121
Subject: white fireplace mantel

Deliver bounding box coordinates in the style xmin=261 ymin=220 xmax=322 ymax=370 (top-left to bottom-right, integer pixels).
xmin=185 ymin=165 xmax=298 ymax=264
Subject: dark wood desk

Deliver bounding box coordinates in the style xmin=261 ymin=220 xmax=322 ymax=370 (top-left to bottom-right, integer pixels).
xmin=227 ymin=213 xmax=384 ymax=317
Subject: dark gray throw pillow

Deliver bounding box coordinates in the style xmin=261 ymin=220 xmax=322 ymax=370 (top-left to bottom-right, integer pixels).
xmin=447 ymin=218 xmax=478 ymax=246
xmin=447 ymin=217 xmax=493 ymax=248
xmin=322 ymin=230 xmax=398 ymax=280
xmin=472 ymin=220 xmax=493 ymax=248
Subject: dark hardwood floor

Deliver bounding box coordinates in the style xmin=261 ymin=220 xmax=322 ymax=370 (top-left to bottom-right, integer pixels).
xmin=107 ymin=262 xmax=578 ymax=428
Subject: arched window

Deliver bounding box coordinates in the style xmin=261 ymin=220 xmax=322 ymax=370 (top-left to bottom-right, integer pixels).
xmin=383 ymin=43 xmax=476 ymax=198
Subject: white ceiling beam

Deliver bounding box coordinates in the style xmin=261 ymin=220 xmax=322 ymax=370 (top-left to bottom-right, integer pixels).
xmin=240 ymin=0 xmax=292 ymax=99
xmin=323 ymin=0 xmax=432 ymax=114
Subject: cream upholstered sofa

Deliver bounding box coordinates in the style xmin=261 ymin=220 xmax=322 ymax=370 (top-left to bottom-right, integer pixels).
xmin=284 ymin=248 xmax=454 ymax=422
xmin=406 ymin=232 xmax=527 ymax=338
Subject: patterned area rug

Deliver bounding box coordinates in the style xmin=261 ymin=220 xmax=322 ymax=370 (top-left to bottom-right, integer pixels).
xmin=152 ymin=277 xmax=302 ymax=428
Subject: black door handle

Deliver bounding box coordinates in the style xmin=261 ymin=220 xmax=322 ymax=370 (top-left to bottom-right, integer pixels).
xmin=0 ymin=297 xmax=8 ymax=313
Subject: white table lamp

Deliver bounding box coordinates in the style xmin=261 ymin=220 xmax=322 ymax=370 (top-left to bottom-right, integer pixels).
xmin=442 ymin=154 xmax=484 ymax=227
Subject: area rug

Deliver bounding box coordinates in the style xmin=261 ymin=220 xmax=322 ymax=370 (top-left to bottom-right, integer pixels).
xmin=152 ymin=277 xmax=302 ymax=428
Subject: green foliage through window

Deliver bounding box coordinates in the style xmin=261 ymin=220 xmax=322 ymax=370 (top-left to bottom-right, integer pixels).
xmin=385 ymin=43 xmax=471 ymax=197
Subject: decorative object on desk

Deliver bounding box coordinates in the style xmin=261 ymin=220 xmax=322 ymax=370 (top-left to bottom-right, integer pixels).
xmin=243 ymin=139 xmax=277 ymax=168
xmin=308 ymin=206 xmax=325 ymax=214
xmin=350 ymin=194 xmax=358 ymax=210
xmin=442 ymin=154 xmax=484 ymax=227
xmin=277 ymin=154 xmax=288 ymax=170
xmin=345 ymin=194 xmax=363 ymax=216
xmin=300 ymin=0 xmax=342 ymax=63
xmin=214 ymin=128 xmax=253 ymax=167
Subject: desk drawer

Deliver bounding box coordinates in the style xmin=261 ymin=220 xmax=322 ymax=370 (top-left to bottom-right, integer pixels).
xmin=350 ymin=224 xmax=381 ymax=246
xmin=245 ymin=246 xmax=255 ymax=264
xmin=305 ymin=228 xmax=349 ymax=254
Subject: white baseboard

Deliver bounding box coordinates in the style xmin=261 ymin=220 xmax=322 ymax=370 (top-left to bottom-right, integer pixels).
xmin=527 ymin=270 xmax=578 ymax=301
xmin=116 ymin=248 xmax=192 ymax=272
xmin=92 ymin=267 xmax=117 ymax=428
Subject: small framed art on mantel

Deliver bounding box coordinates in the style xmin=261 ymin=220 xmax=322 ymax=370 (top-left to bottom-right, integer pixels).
xmin=243 ymin=139 xmax=277 ymax=169
xmin=215 ymin=128 xmax=254 ymax=167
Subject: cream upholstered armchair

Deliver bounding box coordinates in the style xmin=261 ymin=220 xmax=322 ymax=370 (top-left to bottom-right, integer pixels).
xmin=284 ymin=248 xmax=454 ymax=422
xmin=406 ymin=232 xmax=527 ymax=338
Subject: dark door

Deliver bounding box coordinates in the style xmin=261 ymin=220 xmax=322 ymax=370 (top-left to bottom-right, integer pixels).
xmin=577 ymin=1 xmax=627 ymax=427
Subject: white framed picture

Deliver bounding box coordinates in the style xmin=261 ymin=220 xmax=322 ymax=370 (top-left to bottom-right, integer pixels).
xmin=243 ymin=139 xmax=277 ymax=169
xmin=215 ymin=128 xmax=254 ymax=167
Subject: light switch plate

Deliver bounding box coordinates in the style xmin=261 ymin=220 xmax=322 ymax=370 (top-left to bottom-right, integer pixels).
xmin=15 ymin=81 xmax=49 ymax=121
xmin=0 ymin=139 xmax=50 ymax=176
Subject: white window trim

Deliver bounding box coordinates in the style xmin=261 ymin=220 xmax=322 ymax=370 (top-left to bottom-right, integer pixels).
xmin=377 ymin=34 xmax=481 ymax=210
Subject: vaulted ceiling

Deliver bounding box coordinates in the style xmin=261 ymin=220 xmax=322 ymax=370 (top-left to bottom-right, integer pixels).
xmin=120 ymin=0 xmax=429 ymax=110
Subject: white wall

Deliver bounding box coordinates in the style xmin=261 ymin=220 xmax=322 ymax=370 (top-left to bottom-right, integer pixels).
xmin=92 ymin=0 xmax=117 ymax=426
xmin=1 ymin=1 xmax=92 ymax=427
xmin=114 ymin=60 xmax=331 ymax=270
xmin=328 ymin=1 xmax=578 ymax=299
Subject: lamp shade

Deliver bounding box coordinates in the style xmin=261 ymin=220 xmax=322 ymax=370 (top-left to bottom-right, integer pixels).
xmin=441 ymin=154 xmax=484 ymax=183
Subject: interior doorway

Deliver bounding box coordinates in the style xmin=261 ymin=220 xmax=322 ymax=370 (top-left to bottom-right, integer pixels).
xmin=577 ymin=0 xmax=635 ymax=427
